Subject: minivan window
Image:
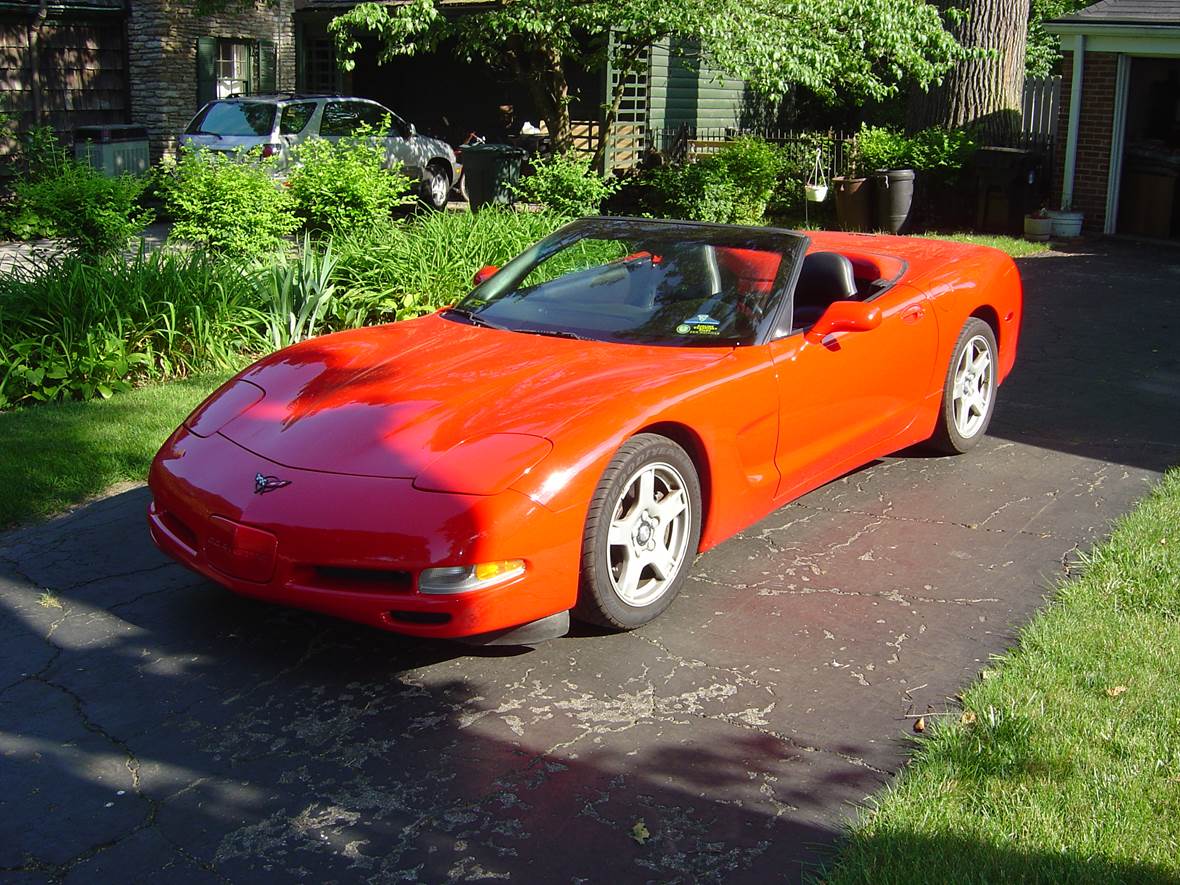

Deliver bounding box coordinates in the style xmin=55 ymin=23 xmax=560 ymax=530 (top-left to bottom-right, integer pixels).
xmin=187 ymin=101 xmax=276 ymax=137
xmin=280 ymin=102 xmax=317 ymax=135
xmin=321 ymin=101 xmax=396 ymax=136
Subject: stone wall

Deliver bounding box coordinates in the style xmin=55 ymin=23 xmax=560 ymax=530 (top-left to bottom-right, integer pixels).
xmin=1053 ymin=50 xmax=1118 ymax=232
xmin=127 ymin=0 xmax=296 ymax=159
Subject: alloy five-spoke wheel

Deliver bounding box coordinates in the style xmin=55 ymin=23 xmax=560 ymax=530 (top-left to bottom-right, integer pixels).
xmin=606 ymin=461 xmax=692 ymax=606
xmin=930 ymin=317 xmax=998 ymax=454
xmin=577 ymin=434 xmax=702 ymax=630
xmin=951 ymin=333 xmax=993 ymax=439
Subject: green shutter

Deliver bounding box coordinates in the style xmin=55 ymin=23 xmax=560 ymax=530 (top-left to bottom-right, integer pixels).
xmin=255 ymin=40 xmax=277 ymax=94
xmin=197 ymin=37 xmax=217 ymax=107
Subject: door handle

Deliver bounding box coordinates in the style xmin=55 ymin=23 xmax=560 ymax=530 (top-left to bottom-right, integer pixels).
xmin=901 ymin=305 xmax=926 ymax=323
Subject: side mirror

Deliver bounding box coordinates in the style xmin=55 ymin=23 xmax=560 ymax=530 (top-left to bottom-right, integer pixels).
xmin=472 ymin=265 xmax=499 ymax=286
xmin=407 ymin=122 xmax=417 ymax=138
xmin=805 ymin=300 xmax=882 ymax=344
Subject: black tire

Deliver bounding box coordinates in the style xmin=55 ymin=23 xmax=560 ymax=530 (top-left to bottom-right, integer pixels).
xmin=928 ymin=317 xmax=998 ymax=454
xmin=575 ymin=434 xmax=702 ymax=631
xmin=420 ymin=161 xmax=450 ymax=211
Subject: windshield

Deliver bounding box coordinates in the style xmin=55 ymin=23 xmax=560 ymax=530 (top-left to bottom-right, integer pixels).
xmin=186 ymin=102 xmax=277 ymax=137
xmin=451 ymin=219 xmax=806 ymax=346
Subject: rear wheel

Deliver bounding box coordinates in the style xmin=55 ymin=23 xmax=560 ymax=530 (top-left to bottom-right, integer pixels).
xmin=575 ymin=434 xmax=701 ymax=630
xmin=420 ymin=161 xmax=450 ymax=211
xmin=928 ymin=317 xmax=998 ymax=454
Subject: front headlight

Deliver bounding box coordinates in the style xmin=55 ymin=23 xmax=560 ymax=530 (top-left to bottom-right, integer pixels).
xmin=184 ymin=379 xmax=264 ymax=438
xmin=418 ymin=560 xmax=526 ymax=594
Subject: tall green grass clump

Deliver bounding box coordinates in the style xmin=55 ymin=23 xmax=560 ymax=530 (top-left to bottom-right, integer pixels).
xmin=329 ymin=209 xmax=569 ymax=325
xmin=0 ymin=249 xmax=265 ymax=408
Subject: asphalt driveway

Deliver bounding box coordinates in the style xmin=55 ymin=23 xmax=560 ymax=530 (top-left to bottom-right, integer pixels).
xmin=2 ymin=240 xmax=1179 ymax=884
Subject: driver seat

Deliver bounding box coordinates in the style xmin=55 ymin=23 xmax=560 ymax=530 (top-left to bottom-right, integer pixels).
xmin=792 ymin=252 xmax=858 ymax=329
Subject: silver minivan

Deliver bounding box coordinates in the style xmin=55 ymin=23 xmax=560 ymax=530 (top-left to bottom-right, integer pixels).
xmin=179 ymin=94 xmax=460 ymax=209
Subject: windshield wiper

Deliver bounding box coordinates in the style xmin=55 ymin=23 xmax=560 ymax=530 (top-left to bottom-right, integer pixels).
xmin=188 ymin=129 xmax=224 ymax=139
xmin=522 ymin=328 xmax=587 ymax=341
xmin=442 ymin=307 xmax=511 ymax=331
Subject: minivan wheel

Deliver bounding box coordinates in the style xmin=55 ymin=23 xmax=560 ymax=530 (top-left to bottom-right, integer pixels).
xmin=421 ymin=162 xmax=450 ymax=211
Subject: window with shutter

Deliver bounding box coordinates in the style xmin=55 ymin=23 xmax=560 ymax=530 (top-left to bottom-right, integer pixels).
xmin=197 ymin=36 xmax=217 ymax=108
xmin=256 ymin=40 xmax=277 ymax=94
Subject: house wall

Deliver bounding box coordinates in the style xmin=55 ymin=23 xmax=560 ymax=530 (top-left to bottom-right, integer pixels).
xmin=647 ymin=39 xmax=745 ymax=133
xmin=1054 ymin=49 xmax=1119 ymax=230
xmin=0 ymin=9 xmax=128 ymax=152
xmin=127 ymin=0 xmax=296 ymax=158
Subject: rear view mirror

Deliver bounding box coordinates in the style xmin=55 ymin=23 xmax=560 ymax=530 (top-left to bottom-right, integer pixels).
xmin=472 ymin=265 xmax=499 ymax=286
xmin=805 ymin=300 xmax=882 ymax=344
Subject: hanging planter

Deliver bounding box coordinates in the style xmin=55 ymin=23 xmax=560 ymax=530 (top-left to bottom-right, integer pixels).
xmin=805 ymin=148 xmax=829 ymax=203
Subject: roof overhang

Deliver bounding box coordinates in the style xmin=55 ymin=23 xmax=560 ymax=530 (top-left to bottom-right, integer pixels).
xmin=1047 ymin=21 xmax=1180 ymax=55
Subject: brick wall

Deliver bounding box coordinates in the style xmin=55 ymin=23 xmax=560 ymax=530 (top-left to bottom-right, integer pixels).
xmin=1053 ymin=50 xmax=1118 ymax=231
xmin=127 ymin=0 xmax=296 ymax=159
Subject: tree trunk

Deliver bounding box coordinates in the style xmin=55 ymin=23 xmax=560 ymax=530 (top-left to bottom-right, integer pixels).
xmin=907 ymin=0 xmax=1029 ymax=144
xmin=512 ymin=42 xmax=572 ymax=152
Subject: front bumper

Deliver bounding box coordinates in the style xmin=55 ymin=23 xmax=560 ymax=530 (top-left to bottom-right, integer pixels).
xmin=147 ymin=426 xmax=582 ymax=638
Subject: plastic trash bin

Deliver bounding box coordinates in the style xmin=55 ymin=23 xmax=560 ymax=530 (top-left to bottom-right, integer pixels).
xmin=461 ymin=143 xmax=527 ymax=210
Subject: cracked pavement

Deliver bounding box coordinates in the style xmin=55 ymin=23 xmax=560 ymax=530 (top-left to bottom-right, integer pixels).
xmin=2 ymin=241 xmax=1179 ymax=883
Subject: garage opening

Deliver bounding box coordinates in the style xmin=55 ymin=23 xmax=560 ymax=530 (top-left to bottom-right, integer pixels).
xmin=1118 ymin=57 xmax=1180 ymax=240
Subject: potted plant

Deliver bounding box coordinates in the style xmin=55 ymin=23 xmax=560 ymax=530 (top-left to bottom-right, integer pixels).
xmin=1046 ymin=200 xmax=1084 ymax=237
xmin=1024 ymin=207 xmax=1052 ymax=241
xmin=858 ymin=125 xmax=915 ymax=234
xmin=833 ymin=135 xmax=870 ymax=231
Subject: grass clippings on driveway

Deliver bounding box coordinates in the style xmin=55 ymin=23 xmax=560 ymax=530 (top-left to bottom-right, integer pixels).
xmin=822 ymin=469 xmax=1180 ymax=884
xmin=0 ymin=373 xmax=228 ymax=528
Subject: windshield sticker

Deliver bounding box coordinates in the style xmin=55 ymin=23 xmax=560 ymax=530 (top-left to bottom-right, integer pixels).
xmin=677 ymin=314 xmax=722 ymax=336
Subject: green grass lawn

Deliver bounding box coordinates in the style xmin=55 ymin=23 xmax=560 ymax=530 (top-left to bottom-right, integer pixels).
xmin=821 ymin=469 xmax=1180 ymax=884
xmin=915 ymin=231 xmax=1051 ymax=258
xmin=0 ymin=373 xmax=228 ymax=528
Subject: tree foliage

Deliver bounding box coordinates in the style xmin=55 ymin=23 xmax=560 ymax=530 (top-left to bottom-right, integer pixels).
xmin=1026 ymin=0 xmax=1090 ymax=78
xmin=330 ymin=0 xmax=962 ymax=156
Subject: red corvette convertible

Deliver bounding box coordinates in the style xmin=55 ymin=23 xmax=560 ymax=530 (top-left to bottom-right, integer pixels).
xmin=148 ymin=218 xmax=1022 ymax=643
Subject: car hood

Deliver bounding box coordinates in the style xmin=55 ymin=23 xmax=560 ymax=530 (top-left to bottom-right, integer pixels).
xmin=218 ymin=313 xmax=728 ymax=479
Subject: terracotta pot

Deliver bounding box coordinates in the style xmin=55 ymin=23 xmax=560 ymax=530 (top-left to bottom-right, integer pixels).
xmin=833 ymin=176 xmax=870 ymax=231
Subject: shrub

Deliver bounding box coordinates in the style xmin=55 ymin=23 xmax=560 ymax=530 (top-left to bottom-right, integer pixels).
xmin=647 ymin=136 xmax=787 ymax=225
xmin=11 ymin=163 xmax=152 ymax=260
xmin=329 ymin=209 xmax=568 ymax=326
xmin=1 ymin=126 xmax=152 ymax=257
xmin=856 ymin=124 xmax=978 ymax=178
xmin=157 ymin=147 xmax=300 ymax=257
xmin=908 ymin=126 xmax=978 ymax=180
xmin=0 ymin=250 xmax=265 ymax=407
xmin=856 ymin=125 xmax=913 ymax=173
xmin=286 ymin=134 xmax=416 ymax=232
xmin=511 ymin=151 xmax=620 ymax=217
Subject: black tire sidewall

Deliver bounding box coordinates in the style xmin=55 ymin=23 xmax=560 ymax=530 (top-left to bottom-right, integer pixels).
xmin=934 ymin=318 xmax=998 ymax=454
xmin=576 ymin=434 xmax=702 ymax=630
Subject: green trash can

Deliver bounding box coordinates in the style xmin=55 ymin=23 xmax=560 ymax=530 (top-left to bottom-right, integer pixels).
xmin=461 ymin=143 xmax=527 ymax=211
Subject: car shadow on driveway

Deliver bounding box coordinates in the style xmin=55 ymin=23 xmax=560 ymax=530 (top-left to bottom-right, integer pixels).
xmin=1 ymin=485 xmax=861 ymax=883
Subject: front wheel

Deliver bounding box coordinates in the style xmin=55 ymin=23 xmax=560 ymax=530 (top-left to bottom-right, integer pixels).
xmin=928 ymin=318 xmax=998 ymax=454
xmin=575 ymin=434 xmax=702 ymax=631
xmin=420 ymin=162 xmax=450 ymax=211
